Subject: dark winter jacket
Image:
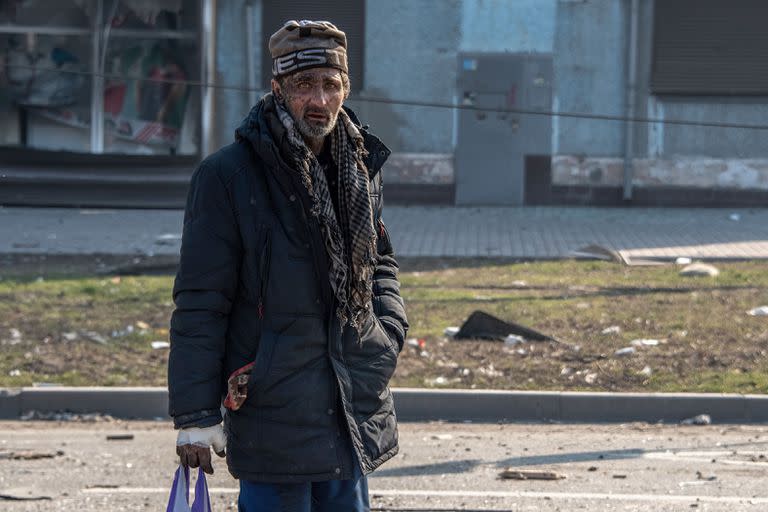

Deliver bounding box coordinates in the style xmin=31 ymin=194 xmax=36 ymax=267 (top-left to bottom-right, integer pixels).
xmin=167 ymin=96 xmax=408 ymax=483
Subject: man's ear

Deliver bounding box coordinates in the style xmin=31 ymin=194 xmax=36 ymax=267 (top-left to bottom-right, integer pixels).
xmin=271 ymin=78 xmax=283 ymax=101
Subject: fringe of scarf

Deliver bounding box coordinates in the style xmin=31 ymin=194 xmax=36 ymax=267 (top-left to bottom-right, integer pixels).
xmin=272 ymin=96 xmax=377 ymax=332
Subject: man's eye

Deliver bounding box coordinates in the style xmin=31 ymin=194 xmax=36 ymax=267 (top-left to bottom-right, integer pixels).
xmin=297 ymin=82 xmax=312 ymax=89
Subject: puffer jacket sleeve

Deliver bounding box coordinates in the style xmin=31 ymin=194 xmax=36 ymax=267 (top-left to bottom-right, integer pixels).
xmin=371 ymin=173 xmax=409 ymax=352
xmin=168 ymin=157 xmax=241 ymax=428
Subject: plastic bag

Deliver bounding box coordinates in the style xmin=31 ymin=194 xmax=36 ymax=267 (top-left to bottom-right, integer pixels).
xmin=166 ymin=464 xmax=212 ymax=512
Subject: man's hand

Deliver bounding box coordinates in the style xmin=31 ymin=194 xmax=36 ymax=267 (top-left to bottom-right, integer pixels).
xmin=176 ymin=424 xmax=227 ymax=474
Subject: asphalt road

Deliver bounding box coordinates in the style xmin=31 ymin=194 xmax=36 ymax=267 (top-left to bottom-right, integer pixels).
xmin=2 ymin=420 xmax=768 ymax=511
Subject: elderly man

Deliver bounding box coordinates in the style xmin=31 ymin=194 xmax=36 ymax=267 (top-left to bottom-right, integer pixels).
xmin=168 ymin=20 xmax=408 ymax=511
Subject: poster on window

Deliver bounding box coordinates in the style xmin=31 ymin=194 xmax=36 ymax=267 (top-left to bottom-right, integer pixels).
xmin=36 ymin=41 xmax=191 ymax=147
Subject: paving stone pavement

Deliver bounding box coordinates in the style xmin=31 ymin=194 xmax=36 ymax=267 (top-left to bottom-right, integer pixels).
xmin=1 ymin=206 xmax=767 ymax=260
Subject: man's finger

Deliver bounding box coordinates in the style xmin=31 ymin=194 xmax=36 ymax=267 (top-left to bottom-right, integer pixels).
xmin=178 ymin=445 xmax=189 ymax=467
xmin=198 ymin=447 xmax=214 ymax=475
xmin=186 ymin=447 xmax=200 ymax=468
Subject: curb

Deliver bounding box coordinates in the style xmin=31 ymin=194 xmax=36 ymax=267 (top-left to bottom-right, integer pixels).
xmin=1 ymin=387 xmax=767 ymax=423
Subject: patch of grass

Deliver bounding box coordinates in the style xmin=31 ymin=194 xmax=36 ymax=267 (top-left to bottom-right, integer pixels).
xmin=1 ymin=257 xmax=767 ymax=393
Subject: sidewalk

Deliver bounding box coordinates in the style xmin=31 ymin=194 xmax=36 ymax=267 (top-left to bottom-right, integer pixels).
xmin=1 ymin=206 xmax=767 ymax=260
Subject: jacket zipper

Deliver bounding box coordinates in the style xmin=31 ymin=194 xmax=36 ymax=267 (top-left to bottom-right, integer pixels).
xmin=258 ymin=229 xmax=272 ymax=320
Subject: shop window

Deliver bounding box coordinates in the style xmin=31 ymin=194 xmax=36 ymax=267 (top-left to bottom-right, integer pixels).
xmin=0 ymin=0 xmax=201 ymax=156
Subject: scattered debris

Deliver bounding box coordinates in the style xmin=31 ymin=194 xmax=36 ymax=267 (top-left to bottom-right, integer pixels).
xmin=614 ymin=347 xmax=636 ymax=357
xmin=587 ymin=466 xmax=598 ymax=472
xmin=499 ymin=468 xmax=566 ymax=481
xmin=106 ymin=434 xmax=134 ymax=441
xmin=83 ymin=331 xmax=108 ymax=345
xmin=631 ymin=339 xmax=660 ymax=347
xmin=8 ymin=369 xmax=21 ymax=377
xmin=747 ymin=306 xmax=768 ymax=317
xmin=504 ymin=334 xmax=525 ymax=346
xmin=681 ymin=414 xmax=712 ymax=426
xmin=424 ymin=376 xmax=460 ymax=387
xmin=443 ymin=326 xmax=460 ymax=337
xmin=0 ymin=489 xmax=52 ymax=501
xmin=155 ymin=233 xmax=182 ymax=245
xmin=406 ymin=338 xmax=419 ymax=349
xmin=601 ymin=326 xmax=621 ymax=335
xmin=135 ymin=321 xmax=150 ymax=330
xmin=9 ymin=328 xmax=21 ymax=341
xmin=680 ymin=263 xmax=719 ymax=277
xmin=571 ymin=244 xmax=625 ymax=264
xmin=511 ymin=280 xmax=528 ymax=288
xmin=750 ymin=454 xmax=767 ymax=462
xmin=696 ymin=471 xmax=717 ymax=481
xmin=729 ymin=213 xmax=741 ymax=222
xmin=20 ymin=410 xmax=115 ymax=422
xmin=584 ymin=372 xmax=598 ymax=384
xmin=477 ymin=364 xmax=504 ymax=377
xmin=110 ymin=276 xmax=121 ymax=284
xmin=612 ymin=474 xmax=627 ymax=479
xmin=0 ymin=449 xmax=64 ymax=460
xmin=640 ymin=366 xmax=653 ymax=376
xmin=62 ymin=332 xmax=78 ymax=342
xmin=430 ymin=434 xmax=453 ymax=441
xmin=675 ymin=257 xmax=693 ymax=265
xmin=455 ymin=311 xmax=558 ymax=342
xmin=150 ymin=341 xmax=170 ymax=350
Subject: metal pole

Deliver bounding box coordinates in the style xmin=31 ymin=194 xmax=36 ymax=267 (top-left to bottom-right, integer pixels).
xmin=201 ymin=0 xmax=216 ymax=157
xmin=623 ymin=0 xmax=639 ymax=200
xmin=245 ymin=2 xmax=258 ymax=107
xmin=90 ymin=0 xmax=104 ymax=153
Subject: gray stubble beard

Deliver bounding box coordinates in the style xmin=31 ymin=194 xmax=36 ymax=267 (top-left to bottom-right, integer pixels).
xmin=295 ymin=109 xmax=339 ymax=141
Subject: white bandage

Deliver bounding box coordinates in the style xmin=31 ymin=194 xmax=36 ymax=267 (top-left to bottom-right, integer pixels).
xmin=176 ymin=424 xmax=227 ymax=454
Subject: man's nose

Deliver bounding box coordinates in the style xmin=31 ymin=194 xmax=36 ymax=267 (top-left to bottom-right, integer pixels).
xmin=310 ymin=87 xmax=328 ymax=106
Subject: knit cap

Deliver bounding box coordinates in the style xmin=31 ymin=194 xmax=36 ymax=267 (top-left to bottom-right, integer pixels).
xmin=269 ymin=20 xmax=348 ymax=78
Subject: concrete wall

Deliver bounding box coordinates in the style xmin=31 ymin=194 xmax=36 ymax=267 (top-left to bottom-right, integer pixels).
xmin=460 ymin=0 xmax=555 ymax=53
xmin=552 ymin=0 xmax=768 ymax=191
xmin=552 ymin=0 xmax=626 ymax=156
xmin=350 ymin=0 xmax=461 ymax=156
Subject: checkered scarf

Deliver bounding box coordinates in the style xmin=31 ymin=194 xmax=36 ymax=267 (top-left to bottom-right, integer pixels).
xmin=273 ymin=97 xmax=377 ymax=331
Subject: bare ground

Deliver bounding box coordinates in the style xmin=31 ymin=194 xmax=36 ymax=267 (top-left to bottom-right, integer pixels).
xmin=1 ymin=254 xmax=767 ymax=392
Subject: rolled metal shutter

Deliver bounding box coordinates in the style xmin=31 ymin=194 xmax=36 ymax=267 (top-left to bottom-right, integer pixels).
xmin=261 ymin=0 xmax=365 ymax=90
xmin=651 ymin=0 xmax=768 ymax=95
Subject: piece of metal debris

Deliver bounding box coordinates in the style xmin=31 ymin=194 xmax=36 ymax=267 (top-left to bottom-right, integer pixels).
xmin=0 ymin=489 xmax=52 ymax=501
xmin=681 ymin=414 xmax=712 ymax=426
xmin=0 ymin=450 xmax=64 ymax=460
xmin=499 ymin=469 xmax=566 ymax=480
xmin=455 ymin=311 xmax=558 ymax=343
xmin=106 ymin=434 xmax=134 ymax=441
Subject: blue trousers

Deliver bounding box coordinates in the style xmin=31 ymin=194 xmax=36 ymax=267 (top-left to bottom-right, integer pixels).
xmin=238 ymin=473 xmax=369 ymax=512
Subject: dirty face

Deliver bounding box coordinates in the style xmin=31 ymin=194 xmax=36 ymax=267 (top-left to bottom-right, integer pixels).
xmin=272 ymin=67 xmax=348 ymax=140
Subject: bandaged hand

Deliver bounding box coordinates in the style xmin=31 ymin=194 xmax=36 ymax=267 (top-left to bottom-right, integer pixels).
xmin=176 ymin=424 xmax=226 ymax=474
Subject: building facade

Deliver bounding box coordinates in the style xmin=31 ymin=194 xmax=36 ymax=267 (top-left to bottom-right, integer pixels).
xmin=2 ymin=0 xmax=767 ymax=207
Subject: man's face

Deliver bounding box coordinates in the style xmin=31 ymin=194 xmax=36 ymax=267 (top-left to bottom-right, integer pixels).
xmin=273 ymin=68 xmax=347 ymax=140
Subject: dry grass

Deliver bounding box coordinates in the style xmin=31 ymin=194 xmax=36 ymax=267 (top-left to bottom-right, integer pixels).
xmin=1 ymin=255 xmax=767 ymax=392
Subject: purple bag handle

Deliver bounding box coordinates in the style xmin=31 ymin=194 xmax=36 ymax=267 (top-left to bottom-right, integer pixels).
xmin=167 ymin=465 xmax=211 ymax=512
xmin=191 ymin=467 xmax=211 ymax=512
